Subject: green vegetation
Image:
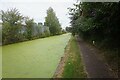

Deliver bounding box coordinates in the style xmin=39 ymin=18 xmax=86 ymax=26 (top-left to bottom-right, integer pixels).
xmin=25 ymin=17 xmax=35 ymax=40
xmin=68 ymin=2 xmax=119 ymax=76
xmin=3 ymin=33 xmax=71 ymax=78
xmin=2 ymin=8 xmax=25 ymax=44
xmin=1 ymin=7 xmax=63 ymax=45
xmin=62 ymin=36 xmax=87 ymax=78
xmin=65 ymin=27 xmax=72 ymax=33
xmin=44 ymin=7 xmax=62 ymax=35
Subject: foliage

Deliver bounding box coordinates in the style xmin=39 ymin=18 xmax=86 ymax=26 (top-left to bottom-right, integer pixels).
xmin=25 ymin=17 xmax=35 ymax=40
xmin=1 ymin=8 xmax=24 ymax=44
xmin=69 ymin=2 xmax=120 ymax=75
xmin=69 ymin=2 xmax=120 ymax=49
xmin=1 ymin=8 xmax=63 ymax=45
xmin=65 ymin=27 xmax=72 ymax=32
xmin=61 ymin=29 xmax=66 ymax=34
xmin=44 ymin=27 xmax=50 ymax=37
xmin=44 ymin=7 xmax=61 ymax=35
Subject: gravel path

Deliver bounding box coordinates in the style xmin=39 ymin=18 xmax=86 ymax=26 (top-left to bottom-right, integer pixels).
xmin=77 ymin=36 xmax=115 ymax=78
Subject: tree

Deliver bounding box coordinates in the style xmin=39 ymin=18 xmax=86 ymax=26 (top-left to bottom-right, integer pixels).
xmin=44 ymin=7 xmax=61 ymax=35
xmin=69 ymin=2 xmax=120 ymax=75
xmin=25 ymin=17 xmax=35 ymax=40
xmin=1 ymin=8 xmax=24 ymax=44
xmin=69 ymin=2 xmax=120 ymax=48
xmin=61 ymin=29 xmax=66 ymax=34
xmin=66 ymin=27 xmax=72 ymax=32
xmin=44 ymin=26 xmax=50 ymax=37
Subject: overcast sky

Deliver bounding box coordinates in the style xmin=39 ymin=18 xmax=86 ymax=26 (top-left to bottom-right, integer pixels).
xmin=0 ymin=0 xmax=78 ymax=29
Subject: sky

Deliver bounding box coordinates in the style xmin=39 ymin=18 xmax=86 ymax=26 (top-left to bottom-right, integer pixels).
xmin=0 ymin=0 xmax=78 ymax=29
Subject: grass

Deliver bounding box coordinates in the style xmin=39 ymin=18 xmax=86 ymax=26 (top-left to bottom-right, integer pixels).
xmin=62 ymin=36 xmax=87 ymax=78
xmin=2 ymin=33 xmax=71 ymax=78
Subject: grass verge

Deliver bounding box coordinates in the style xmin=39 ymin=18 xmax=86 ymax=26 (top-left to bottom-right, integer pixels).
xmin=62 ymin=36 xmax=87 ymax=78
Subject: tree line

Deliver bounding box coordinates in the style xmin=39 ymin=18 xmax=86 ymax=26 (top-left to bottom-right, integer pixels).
xmin=68 ymin=2 xmax=120 ymax=76
xmin=1 ymin=7 xmax=64 ymax=45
